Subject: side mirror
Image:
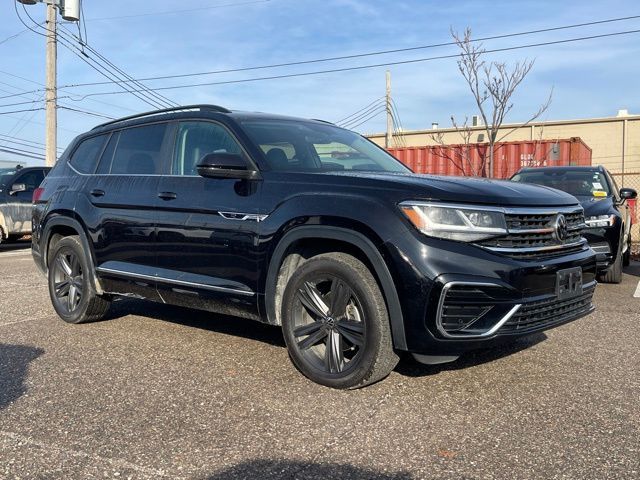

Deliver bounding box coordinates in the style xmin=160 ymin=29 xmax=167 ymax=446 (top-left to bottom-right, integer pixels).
xmin=9 ymin=183 xmax=27 ymax=195
xmin=196 ymin=153 xmax=260 ymax=180
xmin=620 ymin=188 xmax=637 ymax=200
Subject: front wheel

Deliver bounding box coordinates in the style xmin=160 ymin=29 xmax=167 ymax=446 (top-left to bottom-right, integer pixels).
xmin=623 ymin=232 xmax=632 ymax=267
xmin=598 ymin=239 xmax=623 ymax=284
xmin=48 ymin=236 xmax=111 ymax=323
xmin=281 ymin=252 xmax=398 ymax=389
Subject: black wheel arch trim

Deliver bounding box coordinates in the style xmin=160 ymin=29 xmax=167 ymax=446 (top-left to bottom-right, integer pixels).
xmin=40 ymin=214 xmax=103 ymax=295
xmin=265 ymin=225 xmax=407 ymax=351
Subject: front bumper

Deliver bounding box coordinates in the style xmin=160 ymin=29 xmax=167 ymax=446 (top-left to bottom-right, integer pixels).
xmin=384 ymin=228 xmax=597 ymax=356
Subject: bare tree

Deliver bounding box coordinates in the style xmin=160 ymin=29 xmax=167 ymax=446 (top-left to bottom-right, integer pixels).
xmin=429 ymin=116 xmax=482 ymax=176
xmin=451 ymin=27 xmax=552 ymax=177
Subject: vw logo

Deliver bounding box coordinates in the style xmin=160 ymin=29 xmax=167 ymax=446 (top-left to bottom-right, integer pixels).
xmin=554 ymin=214 xmax=568 ymax=241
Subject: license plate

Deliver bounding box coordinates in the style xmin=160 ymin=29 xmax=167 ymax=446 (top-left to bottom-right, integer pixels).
xmin=556 ymin=267 xmax=583 ymax=300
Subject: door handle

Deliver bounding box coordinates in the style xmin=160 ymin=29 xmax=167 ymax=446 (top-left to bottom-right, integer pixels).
xmin=158 ymin=191 xmax=177 ymax=200
xmin=90 ymin=189 xmax=105 ymax=197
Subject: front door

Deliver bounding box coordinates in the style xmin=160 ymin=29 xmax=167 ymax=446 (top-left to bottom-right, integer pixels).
xmin=154 ymin=120 xmax=262 ymax=319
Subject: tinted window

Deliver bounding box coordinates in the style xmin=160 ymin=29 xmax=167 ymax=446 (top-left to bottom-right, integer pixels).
xmin=511 ymin=170 xmax=611 ymax=197
xmin=69 ymin=135 xmax=107 ymax=173
xmin=102 ymin=123 xmax=168 ymax=175
xmin=172 ymin=121 xmax=242 ymax=175
xmin=14 ymin=169 xmax=45 ymax=191
xmin=241 ymin=120 xmax=410 ymax=172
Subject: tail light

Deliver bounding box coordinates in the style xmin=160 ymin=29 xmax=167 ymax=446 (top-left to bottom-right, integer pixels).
xmin=33 ymin=187 xmax=45 ymax=203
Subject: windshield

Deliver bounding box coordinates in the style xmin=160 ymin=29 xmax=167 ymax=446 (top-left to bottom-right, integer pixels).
xmin=511 ymin=170 xmax=611 ymax=197
xmin=0 ymin=168 xmax=17 ymax=188
xmin=240 ymin=119 xmax=410 ymax=173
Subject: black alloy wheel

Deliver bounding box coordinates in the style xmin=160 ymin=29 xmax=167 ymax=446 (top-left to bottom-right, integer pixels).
xmin=51 ymin=248 xmax=84 ymax=315
xmin=292 ymin=275 xmax=366 ymax=375
xmin=47 ymin=235 xmax=111 ymax=324
xmin=281 ymin=252 xmax=398 ymax=389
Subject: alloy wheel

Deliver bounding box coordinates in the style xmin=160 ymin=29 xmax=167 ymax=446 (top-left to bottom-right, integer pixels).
xmin=52 ymin=249 xmax=84 ymax=314
xmin=291 ymin=275 xmax=366 ymax=375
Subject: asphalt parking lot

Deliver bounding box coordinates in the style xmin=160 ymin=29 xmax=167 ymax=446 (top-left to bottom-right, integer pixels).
xmin=0 ymin=241 xmax=639 ymax=480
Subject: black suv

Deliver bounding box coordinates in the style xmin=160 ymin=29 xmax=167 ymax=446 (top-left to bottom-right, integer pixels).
xmin=32 ymin=105 xmax=597 ymax=389
xmin=0 ymin=165 xmax=51 ymax=244
xmin=511 ymin=166 xmax=636 ymax=283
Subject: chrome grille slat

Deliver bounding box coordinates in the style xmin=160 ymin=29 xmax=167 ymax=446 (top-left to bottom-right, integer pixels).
xmin=479 ymin=207 xmax=586 ymax=260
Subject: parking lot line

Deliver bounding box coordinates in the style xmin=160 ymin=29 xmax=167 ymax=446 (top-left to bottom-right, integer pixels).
xmin=634 ymin=280 xmax=640 ymax=298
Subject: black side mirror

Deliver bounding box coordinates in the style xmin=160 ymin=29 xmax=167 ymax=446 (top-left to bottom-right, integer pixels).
xmin=9 ymin=183 xmax=27 ymax=195
xmin=620 ymin=188 xmax=637 ymax=200
xmin=196 ymin=153 xmax=260 ymax=180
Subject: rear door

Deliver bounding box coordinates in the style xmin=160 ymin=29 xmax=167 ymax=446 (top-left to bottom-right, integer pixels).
xmin=154 ymin=120 xmax=262 ymax=319
xmin=84 ymin=122 xmax=174 ymax=300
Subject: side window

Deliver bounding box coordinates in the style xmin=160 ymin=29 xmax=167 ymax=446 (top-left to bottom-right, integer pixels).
xmin=104 ymin=123 xmax=168 ymax=175
xmin=69 ymin=135 xmax=108 ymax=174
xmin=173 ymin=121 xmax=242 ymax=175
xmin=14 ymin=169 xmax=45 ymax=191
xmin=607 ymin=172 xmax=621 ymax=199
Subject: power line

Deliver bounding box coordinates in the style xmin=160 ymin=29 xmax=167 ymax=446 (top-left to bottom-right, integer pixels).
xmin=18 ymin=6 xmax=170 ymax=111
xmin=58 ymin=105 xmax=114 ymax=119
xmin=339 ymin=102 xmax=386 ymax=128
xmin=335 ymin=97 xmax=385 ymax=124
xmin=43 ymin=14 xmax=640 ymax=89
xmin=0 ymin=108 xmax=45 ymax=115
xmin=0 ymin=26 xmax=32 ymax=47
xmin=343 ymin=107 xmax=387 ymax=131
xmin=59 ymin=24 xmax=178 ymax=108
xmin=0 ymin=145 xmax=46 ymax=161
xmin=50 ymin=28 xmax=640 ymax=100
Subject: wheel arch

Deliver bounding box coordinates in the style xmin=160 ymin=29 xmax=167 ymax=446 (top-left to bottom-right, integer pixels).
xmin=265 ymin=225 xmax=407 ymax=350
xmin=41 ymin=212 xmax=104 ymax=294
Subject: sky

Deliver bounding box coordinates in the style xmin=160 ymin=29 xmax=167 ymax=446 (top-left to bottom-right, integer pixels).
xmin=1 ymin=0 xmax=639 ymax=166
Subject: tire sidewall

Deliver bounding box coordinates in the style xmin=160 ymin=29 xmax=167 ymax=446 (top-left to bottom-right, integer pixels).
xmin=281 ymin=255 xmax=387 ymax=389
xmin=48 ymin=237 xmax=93 ymax=324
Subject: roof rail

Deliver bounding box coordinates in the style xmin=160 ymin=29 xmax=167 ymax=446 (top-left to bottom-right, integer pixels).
xmin=311 ymin=118 xmax=335 ymax=125
xmin=92 ymin=104 xmax=232 ymax=130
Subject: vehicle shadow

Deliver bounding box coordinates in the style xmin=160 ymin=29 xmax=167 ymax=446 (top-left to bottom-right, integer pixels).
xmin=105 ymin=298 xmax=286 ymax=348
xmin=104 ymin=298 xmax=547 ymax=376
xmin=202 ymin=459 xmax=411 ymax=479
xmin=395 ymin=332 xmax=547 ymax=378
xmin=0 ymin=239 xmax=31 ymax=253
xmin=0 ymin=343 xmax=45 ymax=410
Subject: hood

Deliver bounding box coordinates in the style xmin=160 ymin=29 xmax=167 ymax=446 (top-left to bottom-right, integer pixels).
xmin=573 ymin=195 xmax=615 ymax=217
xmin=327 ymin=171 xmax=581 ymax=207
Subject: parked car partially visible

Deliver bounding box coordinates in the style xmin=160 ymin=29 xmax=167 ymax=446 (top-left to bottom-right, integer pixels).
xmin=0 ymin=166 xmax=51 ymax=244
xmin=511 ymin=166 xmax=637 ymax=283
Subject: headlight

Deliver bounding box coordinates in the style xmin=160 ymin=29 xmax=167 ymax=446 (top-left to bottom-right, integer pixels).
xmin=400 ymin=202 xmax=507 ymax=242
xmin=585 ymin=214 xmax=616 ymax=228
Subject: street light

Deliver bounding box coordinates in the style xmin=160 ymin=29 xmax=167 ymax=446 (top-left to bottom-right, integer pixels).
xmin=16 ymin=0 xmax=79 ymax=166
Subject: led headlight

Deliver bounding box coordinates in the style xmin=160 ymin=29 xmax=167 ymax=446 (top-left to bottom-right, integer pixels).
xmin=585 ymin=214 xmax=616 ymax=228
xmin=400 ymin=202 xmax=507 ymax=242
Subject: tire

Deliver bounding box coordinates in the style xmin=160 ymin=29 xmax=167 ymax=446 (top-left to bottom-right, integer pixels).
xmin=0 ymin=227 xmax=5 ymax=245
xmin=48 ymin=235 xmax=110 ymax=323
xmin=281 ymin=252 xmax=399 ymax=389
xmin=623 ymin=232 xmax=631 ymax=267
xmin=598 ymin=240 xmax=623 ymax=284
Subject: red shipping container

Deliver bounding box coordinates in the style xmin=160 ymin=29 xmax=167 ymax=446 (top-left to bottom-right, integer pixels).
xmin=388 ymin=137 xmax=592 ymax=179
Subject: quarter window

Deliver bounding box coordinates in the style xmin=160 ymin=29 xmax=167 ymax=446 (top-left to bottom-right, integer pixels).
xmin=69 ymin=135 xmax=108 ymax=174
xmin=172 ymin=121 xmax=243 ymax=175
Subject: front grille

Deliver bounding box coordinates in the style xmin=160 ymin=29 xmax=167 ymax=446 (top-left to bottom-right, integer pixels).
xmin=500 ymin=282 xmax=595 ymax=334
xmin=479 ymin=208 xmax=586 ymax=259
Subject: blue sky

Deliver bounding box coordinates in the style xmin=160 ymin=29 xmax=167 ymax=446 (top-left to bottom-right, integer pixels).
xmin=1 ymin=0 xmax=639 ymax=165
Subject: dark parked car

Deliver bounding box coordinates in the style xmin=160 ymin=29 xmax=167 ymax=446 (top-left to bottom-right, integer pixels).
xmin=0 ymin=165 xmax=51 ymax=244
xmin=32 ymin=105 xmax=597 ymax=388
xmin=511 ymin=166 xmax=636 ymax=283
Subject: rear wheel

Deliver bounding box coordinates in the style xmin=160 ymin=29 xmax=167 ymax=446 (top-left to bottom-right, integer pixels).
xmin=281 ymin=252 xmax=398 ymax=389
xmin=48 ymin=236 xmax=110 ymax=323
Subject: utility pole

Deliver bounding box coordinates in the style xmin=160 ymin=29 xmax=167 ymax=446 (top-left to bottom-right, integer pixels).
xmin=45 ymin=0 xmax=57 ymax=167
xmin=18 ymin=0 xmax=79 ymax=166
xmin=385 ymin=70 xmax=392 ymax=149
